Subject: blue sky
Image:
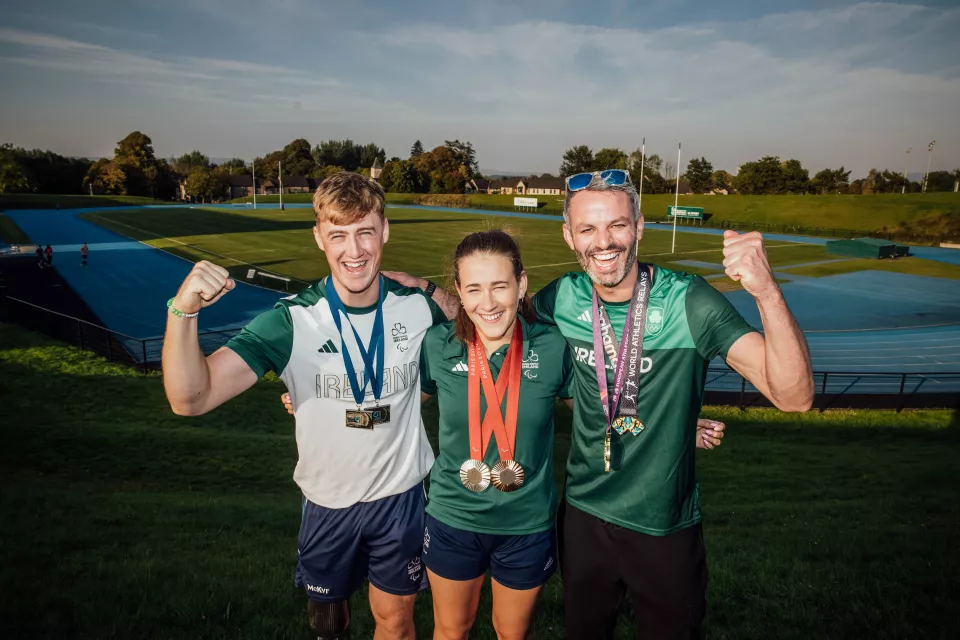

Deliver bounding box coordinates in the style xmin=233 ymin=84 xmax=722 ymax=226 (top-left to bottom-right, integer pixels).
xmin=0 ymin=1 xmax=957 ymax=177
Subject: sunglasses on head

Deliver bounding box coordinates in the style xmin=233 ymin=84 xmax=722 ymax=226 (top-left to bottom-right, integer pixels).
xmin=565 ymin=169 xmax=632 ymax=193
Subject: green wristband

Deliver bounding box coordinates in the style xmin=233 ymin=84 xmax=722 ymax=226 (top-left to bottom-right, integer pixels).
xmin=167 ymin=298 xmax=200 ymax=318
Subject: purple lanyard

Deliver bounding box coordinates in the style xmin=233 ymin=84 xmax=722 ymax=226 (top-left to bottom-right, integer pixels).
xmin=591 ymin=266 xmax=650 ymax=433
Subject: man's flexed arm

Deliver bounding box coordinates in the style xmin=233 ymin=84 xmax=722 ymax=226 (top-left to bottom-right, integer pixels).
xmin=162 ymin=261 xmax=259 ymax=416
xmin=721 ymin=231 xmax=813 ymax=412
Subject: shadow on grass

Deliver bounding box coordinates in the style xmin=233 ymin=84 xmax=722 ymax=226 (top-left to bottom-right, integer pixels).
xmin=2 ymin=328 xmax=958 ymax=639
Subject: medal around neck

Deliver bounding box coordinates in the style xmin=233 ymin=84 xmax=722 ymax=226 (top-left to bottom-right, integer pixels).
xmin=611 ymin=415 xmax=645 ymax=436
xmin=325 ymin=276 xmax=391 ymax=429
xmin=490 ymin=459 xmax=524 ymax=492
xmin=462 ymin=322 xmax=525 ymax=493
xmin=459 ymin=459 xmax=492 ymax=492
xmin=593 ymin=265 xmax=652 ymax=471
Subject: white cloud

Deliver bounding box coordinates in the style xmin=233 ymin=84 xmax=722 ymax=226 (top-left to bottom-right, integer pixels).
xmin=0 ymin=26 xmax=108 ymax=51
xmin=0 ymin=3 xmax=957 ymax=174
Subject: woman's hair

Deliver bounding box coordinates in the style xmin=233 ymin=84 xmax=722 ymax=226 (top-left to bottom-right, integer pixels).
xmin=451 ymin=229 xmax=536 ymax=344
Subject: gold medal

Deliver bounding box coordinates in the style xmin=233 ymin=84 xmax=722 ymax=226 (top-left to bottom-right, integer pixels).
xmin=490 ymin=459 xmax=524 ymax=492
xmin=459 ymin=459 xmax=491 ymax=492
xmin=604 ymin=431 xmax=612 ymax=473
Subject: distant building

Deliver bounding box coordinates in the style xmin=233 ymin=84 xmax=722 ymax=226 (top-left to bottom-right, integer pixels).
xmin=465 ymin=178 xmax=490 ymax=193
xmin=262 ymin=175 xmax=311 ymax=195
xmin=493 ymin=179 xmax=524 ymax=195
xmin=371 ymin=158 xmax=383 ymax=181
xmin=525 ymin=176 xmax=565 ymax=196
xmin=226 ymin=175 xmax=255 ymax=199
xmin=483 ymin=177 xmax=566 ymax=196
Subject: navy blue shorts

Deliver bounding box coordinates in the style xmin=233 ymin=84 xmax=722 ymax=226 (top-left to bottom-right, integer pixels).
xmin=295 ymin=483 xmax=427 ymax=602
xmin=422 ymin=514 xmax=558 ymax=590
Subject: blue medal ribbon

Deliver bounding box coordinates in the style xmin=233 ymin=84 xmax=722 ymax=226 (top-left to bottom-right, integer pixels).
xmin=325 ymin=275 xmax=386 ymax=408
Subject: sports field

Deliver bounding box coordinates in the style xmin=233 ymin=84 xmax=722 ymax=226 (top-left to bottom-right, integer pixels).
xmin=230 ymin=192 xmax=960 ymax=236
xmin=3 ymin=203 xmax=957 ymax=381
xmin=0 ymin=323 xmax=957 ymax=640
xmin=77 ymin=205 xmax=960 ymax=294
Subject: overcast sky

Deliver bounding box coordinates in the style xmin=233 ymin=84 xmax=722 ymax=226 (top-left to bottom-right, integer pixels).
xmin=1 ymin=0 xmax=957 ymax=177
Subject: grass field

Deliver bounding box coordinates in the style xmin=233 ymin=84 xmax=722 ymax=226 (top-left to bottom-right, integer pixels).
xmin=78 ymin=205 xmax=960 ymax=296
xmin=229 ymin=192 xmax=960 ymax=235
xmin=1 ymin=323 xmax=957 ymax=639
xmin=0 ymin=213 xmax=31 ymax=244
xmin=0 ymin=193 xmax=166 ymax=210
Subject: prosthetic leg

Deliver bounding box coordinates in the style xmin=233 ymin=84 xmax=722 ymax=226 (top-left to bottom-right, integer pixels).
xmin=307 ymin=598 xmax=350 ymax=640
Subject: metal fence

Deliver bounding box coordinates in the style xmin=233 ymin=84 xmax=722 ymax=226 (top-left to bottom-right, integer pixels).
xmin=2 ymin=295 xmax=958 ymax=409
xmin=0 ymin=296 xmax=240 ymax=370
xmin=704 ymin=368 xmax=960 ymax=411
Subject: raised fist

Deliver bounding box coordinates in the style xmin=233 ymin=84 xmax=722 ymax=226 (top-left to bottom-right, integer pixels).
xmin=172 ymin=260 xmax=235 ymax=315
xmin=721 ymin=231 xmax=778 ymax=300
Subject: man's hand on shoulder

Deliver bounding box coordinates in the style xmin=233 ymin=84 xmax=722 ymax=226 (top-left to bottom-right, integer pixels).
xmin=381 ymin=270 xmax=426 ymax=290
xmin=383 ymin=270 xmax=459 ymax=321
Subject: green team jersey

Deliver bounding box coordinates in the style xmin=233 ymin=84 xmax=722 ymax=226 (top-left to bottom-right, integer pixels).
xmin=419 ymin=317 xmax=573 ymax=535
xmin=533 ymin=266 xmax=755 ymax=535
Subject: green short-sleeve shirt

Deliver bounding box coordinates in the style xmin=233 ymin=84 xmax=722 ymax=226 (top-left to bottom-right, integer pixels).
xmin=533 ymin=266 xmax=756 ymax=535
xmin=420 ymin=318 xmax=573 ymax=535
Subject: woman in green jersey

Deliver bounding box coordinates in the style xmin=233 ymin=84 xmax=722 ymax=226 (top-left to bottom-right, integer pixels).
xmin=415 ymin=229 xmax=571 ymax=639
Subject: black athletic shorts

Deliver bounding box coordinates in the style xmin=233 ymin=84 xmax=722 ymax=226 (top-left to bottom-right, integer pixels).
xmin=559 ymin=501 xmax=707 ymax=640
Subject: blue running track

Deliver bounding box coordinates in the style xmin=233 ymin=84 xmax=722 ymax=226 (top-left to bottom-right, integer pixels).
xmin=5 ymin=205 xmax=959 ymax=393
xmin=6 ymin=208 xmax=283 ymax=343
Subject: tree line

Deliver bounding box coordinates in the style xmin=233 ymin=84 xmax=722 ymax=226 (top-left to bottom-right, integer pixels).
xmin=0 ymin=132 xmax=483 ymax=200
xmin=3 ymin=131 xmax=958 ymax=199
xmin=558 ymin=145 xmax=960 ymax=195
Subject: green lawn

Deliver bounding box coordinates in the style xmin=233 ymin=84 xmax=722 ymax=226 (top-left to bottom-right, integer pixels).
xmin=229 ymin=192 xmax=960 ymax=236
xmin=80 ymin=205 xmax=960 ymax=296
xmin=1 ymin=324 xmax=957 ymax=639
xmin=79 ymin=206 xmax=836 ymax=293
xmin=0 ymin=213 xmax=31 ymax=244
xmin=0 ymin=193 xmax=166 ymax=209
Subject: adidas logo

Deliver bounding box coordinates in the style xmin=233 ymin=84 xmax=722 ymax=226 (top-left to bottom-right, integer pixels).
xmin=577 ymin=310 xmax=591 ymax=322
xmin=451 ymin=361 xmax=468 ymax=372
xmin=318 ymin=339 xmax=339 ymax=354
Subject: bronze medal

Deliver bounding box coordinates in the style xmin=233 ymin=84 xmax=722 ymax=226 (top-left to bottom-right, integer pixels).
xmin=465 ymin=324 xmax=524 ymax=496
xmin=459 ymin=459 xmax=491 ymax=492
xmin=490 ymin=459 xmax=524 ymax=492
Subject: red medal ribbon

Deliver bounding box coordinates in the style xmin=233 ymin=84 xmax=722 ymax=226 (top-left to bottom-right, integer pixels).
xmin=467 ymin=321 xmax=523 ymax=462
